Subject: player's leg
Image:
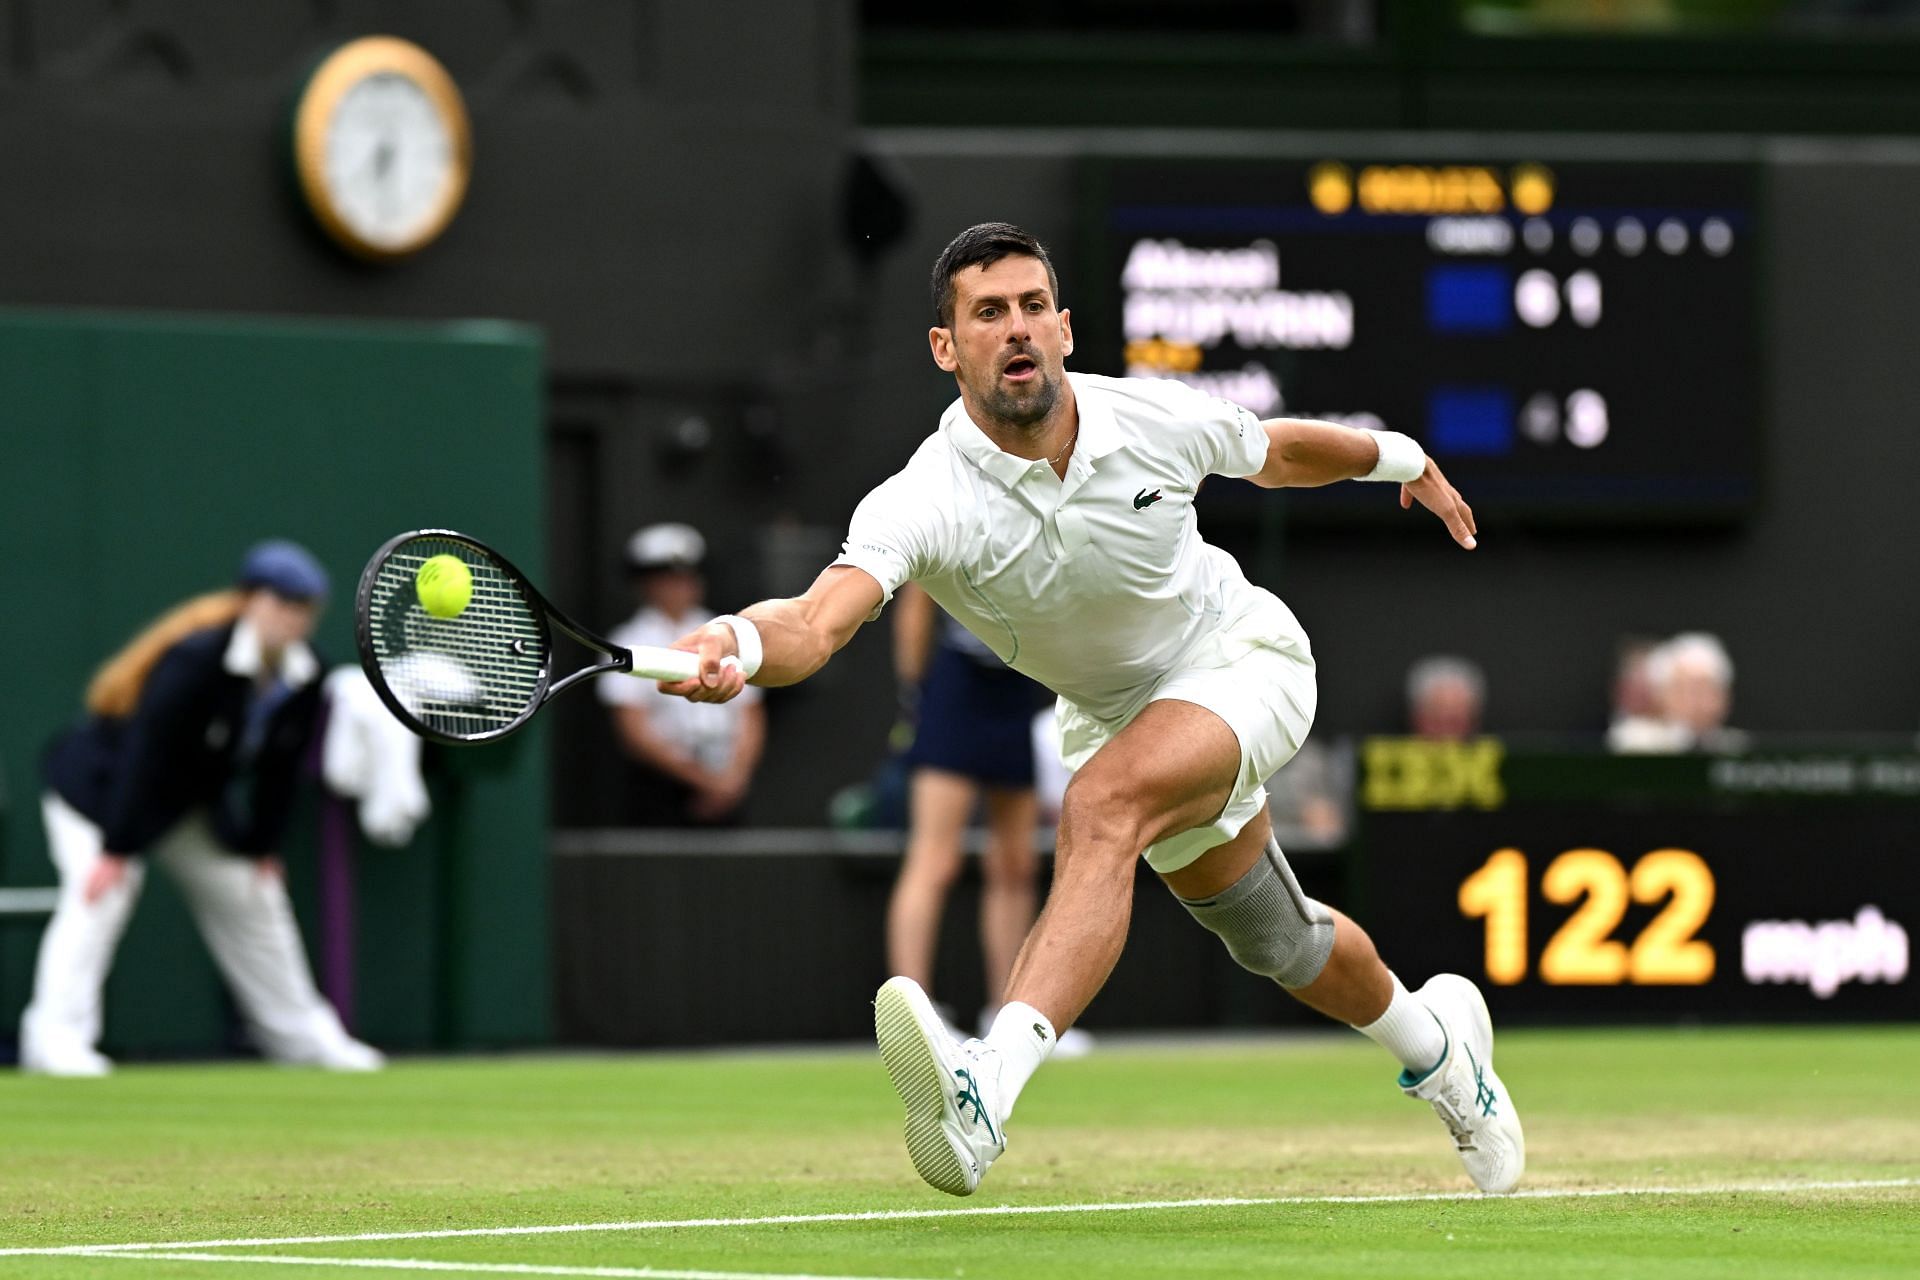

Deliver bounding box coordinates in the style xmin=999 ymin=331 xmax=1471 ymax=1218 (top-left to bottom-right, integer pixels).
xmin=977 ymin=782 xmax=1038 ymax=1004
xmin=875 ymin=697 xmax=1238 ymax=1195
xmin=1160 ymin=809 xmax=1392 ymax=1026
xmin=1163 ymin=809 xmax=1524 ymax=1193
xmin=1146 ymin=636 xmax=1523 ymax=1192
xmin=1000 ymin=696 xmax=1241 ymax=1027
xmin=18 ymin=793 xmax=148 ymax=1076
xmin=980 ymin=781 xmax=1100 ymax=1056
xmin=886 ymin=767 xmax=977 ymax=998
xmin=157 ymin=817 xmax=382 ymax=1071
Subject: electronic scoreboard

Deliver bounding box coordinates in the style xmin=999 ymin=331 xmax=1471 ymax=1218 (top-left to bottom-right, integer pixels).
xmin=1090 ymin=155 xmax=1762 ymax=522
xmin=1357 ymin=742 xmax=1916 ymax=1022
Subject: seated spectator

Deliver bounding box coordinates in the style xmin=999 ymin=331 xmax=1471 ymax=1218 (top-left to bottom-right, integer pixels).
xmin=1406 ymin=655 xmax=1486 ymax=741
xmin=1608 ymin=631 xmax=1749 ymax=754
xmin=599 ymin=524 xmax=766 ymax=825
xmin=1609 ymin=635 xmax=1659 ymax=732
xmin=1264 ymin=737 xmax=1352 ymax=849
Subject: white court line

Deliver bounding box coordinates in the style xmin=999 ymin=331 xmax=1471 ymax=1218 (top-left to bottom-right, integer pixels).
xmin=3 ymin=1177 xmax=1912 ymax=1260
xmin=81 ymin=1253 xmax=931 ymax=1280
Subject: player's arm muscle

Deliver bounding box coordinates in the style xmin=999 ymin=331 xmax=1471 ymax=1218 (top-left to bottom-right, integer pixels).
xmin=661 ymin=565 xmax=885 ymax=701
xmin=1251 ymin=418 xmax=1479 ymax=549
xmin=1247 ymin=418 xmax=1382 ymax=489
xmin=739 ymin=566 xmax=884 ymax=686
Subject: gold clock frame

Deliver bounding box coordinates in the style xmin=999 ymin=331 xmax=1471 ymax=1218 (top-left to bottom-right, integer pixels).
xmin=292 ymin=36 xmax=472 ymax=262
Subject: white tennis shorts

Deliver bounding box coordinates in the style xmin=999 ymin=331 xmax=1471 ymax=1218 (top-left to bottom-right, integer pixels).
xmin=1051 ymin=604 xmax=1317 ymax=874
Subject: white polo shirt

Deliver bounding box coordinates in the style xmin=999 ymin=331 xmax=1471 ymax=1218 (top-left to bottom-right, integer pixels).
xmin=834 ymin=372 xmax=1309 ymax=724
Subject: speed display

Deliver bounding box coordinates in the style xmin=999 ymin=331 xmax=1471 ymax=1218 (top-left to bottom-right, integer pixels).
xmin=1357 ymin=742 xmax=1916 ymax=1023
xmin=1090 ymin=155 xmax=1762 ymax=522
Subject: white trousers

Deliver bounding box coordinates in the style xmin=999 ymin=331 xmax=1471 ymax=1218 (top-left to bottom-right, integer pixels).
xmin=20 ymin=792 xmax=359 ymax=1065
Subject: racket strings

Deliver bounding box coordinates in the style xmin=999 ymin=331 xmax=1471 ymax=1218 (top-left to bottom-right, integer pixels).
xmin=364 ymin=536 xmax=547 ymax=737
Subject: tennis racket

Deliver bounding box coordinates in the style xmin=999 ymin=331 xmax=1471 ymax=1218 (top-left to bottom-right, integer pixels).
xmin=355 ymin=529 xmax=704 ymax=746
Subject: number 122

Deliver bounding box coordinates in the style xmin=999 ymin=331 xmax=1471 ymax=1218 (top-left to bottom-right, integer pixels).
xmin=1457 ymin=848 xmax=1716 ymax=986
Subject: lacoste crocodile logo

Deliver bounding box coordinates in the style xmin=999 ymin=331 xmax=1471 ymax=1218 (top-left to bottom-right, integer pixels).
xmin=1133 ymin=488 xmax=1164 ymax=510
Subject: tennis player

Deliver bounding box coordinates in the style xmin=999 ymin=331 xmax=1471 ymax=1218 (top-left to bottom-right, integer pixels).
xmin=659 ymin=223 xmax=1522 ymax=1197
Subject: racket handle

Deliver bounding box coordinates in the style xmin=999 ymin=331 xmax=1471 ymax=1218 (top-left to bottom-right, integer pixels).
xmin=627 ymin=646 xmax=705 ymax=682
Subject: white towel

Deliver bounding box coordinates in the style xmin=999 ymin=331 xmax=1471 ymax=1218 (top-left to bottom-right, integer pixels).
xmin=322 ymin=666 xmax=430 ymax=847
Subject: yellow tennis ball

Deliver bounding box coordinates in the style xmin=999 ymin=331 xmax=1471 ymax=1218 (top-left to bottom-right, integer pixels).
xmin=415 ymin=554 xmax=473 ymax=619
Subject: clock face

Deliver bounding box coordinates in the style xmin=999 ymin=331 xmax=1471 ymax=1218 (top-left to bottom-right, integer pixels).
xmin=322 ymin=72 xmax=458 ymax=252
xmin=293 ymin=38 xmax=471 ymax=261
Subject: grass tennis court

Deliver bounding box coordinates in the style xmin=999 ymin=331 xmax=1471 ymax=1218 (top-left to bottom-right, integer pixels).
xmin=4 ymin=1025 xmax=1916 ymax=1279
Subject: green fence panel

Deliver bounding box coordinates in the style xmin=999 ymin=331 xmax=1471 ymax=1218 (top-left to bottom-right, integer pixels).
xmin=0 ymin=308 xmax=549 ymax=1056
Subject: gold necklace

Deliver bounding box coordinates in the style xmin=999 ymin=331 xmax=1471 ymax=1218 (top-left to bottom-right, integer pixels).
xmin=1047 ymin=428 xmax=1079 ymax=466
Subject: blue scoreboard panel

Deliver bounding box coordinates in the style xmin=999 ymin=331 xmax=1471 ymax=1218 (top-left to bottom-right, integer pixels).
xmin=1091 ymin=155 xmax=1761 ymax=523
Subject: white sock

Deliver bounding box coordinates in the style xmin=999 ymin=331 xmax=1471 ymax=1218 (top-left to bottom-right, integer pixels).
xmin=1354 ymin=974 xmax=1447 ymax=1077
xmin=982 ymin=1001 xmax=1056 ymax=1123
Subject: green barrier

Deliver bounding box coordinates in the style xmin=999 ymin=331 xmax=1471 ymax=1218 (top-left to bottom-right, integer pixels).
xmin=0 ymin=308 xmax=549 ymax=1056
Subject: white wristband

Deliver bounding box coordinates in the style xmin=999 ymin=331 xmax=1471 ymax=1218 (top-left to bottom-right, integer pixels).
xmin=711 ymin=614 xmax=763 ymax=679
xmin=1363 ymin=430 xmax=1427 ymax=484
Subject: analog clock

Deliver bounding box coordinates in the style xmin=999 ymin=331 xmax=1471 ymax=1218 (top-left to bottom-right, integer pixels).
xmin=292 ymin=36 xmax=472 ymax=261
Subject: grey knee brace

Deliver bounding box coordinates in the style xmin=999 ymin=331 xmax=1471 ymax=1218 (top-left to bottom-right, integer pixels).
xmin=1176 ymin=838 xmax=1336 ymax=989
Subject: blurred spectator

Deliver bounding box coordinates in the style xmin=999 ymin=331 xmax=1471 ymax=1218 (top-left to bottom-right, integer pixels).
xmin=1407 ymin=655 xmax=1486 ymax=740
xmin=1609 ymin=631 xmax=1749 ymax=754
xmin=1264 ymin=738 xmax=1353 ymax=848
xmin=890 ymin=585 xmax=1089 ymax=1053
xmin=1609 ymin=635 xmax=1660 ymax=731
xmin=599 ymin=524 xmax=765 ymax=825
xmin=20 ymin=540 xmax=383 ymax=1076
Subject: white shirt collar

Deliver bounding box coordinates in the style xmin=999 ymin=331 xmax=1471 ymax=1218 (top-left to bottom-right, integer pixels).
xmin=224 ymin=616 xmax=320 ymax=688
xmin=942 ymin=372 xmax=1124 ymax=490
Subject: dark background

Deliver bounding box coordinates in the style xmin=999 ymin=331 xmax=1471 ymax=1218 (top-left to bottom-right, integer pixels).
xmin=1 ymin=0 xmax=1916 ymax=829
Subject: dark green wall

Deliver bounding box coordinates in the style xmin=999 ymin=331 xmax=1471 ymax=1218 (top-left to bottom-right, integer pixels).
xmin=0 ymin=309 xmax=548 ymax=1056
xmin=862 ymin=5 xmax=1920 ymax=135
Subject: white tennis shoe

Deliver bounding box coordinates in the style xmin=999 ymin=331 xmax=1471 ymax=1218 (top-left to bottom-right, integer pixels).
xmin=874 ymin=976 xmax=1006 ymax=1196
xmin=1400 ymin=973 xmax=1525 ymax=1193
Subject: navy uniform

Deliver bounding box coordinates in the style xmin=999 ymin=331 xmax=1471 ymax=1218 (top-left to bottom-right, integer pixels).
xmin=19 ymin=542 xmax=383 ymax=1076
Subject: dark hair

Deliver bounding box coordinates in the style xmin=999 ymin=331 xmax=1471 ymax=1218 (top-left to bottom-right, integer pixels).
xmin=930 ymin=223 xmax=1060 ymax=327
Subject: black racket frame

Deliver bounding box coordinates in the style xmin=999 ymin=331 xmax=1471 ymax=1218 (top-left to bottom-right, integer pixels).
xmin=355 ymin=527 xmax=639 ymax=747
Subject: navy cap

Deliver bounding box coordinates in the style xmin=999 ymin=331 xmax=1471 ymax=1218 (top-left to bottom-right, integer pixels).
xmin=237 ymin=539 xmax=330 ymax=602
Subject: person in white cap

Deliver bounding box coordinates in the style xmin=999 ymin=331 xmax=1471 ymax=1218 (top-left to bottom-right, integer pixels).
xmin=653 ymin=223 xmax=1520 ymax=1201
xmin=20 ymin=540 xmax=384 ymax=1076
xmin=599 ymin=524 xmax=766 ymax=825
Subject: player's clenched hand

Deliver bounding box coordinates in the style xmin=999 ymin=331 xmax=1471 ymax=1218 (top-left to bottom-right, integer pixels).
xmin=1401 ymin=460 xmax=1478 ymax=550
xmin=658 ymin=622 xmax=748 ymax=703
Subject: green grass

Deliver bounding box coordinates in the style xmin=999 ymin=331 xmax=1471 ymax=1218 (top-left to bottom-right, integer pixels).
xmin=2 ymin=1026 xmax=1917 ymax=1278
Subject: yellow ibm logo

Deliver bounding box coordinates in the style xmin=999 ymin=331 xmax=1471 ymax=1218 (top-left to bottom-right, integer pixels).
xmin=1361 ymin=737 xmax=1505 ymax=810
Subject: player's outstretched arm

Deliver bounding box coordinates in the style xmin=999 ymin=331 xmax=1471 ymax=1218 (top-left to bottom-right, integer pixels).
xmin=658 ymin=565 xmax=885 ymax=703
xmin=1251 ymin=418 xmax=1477 ymax=550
